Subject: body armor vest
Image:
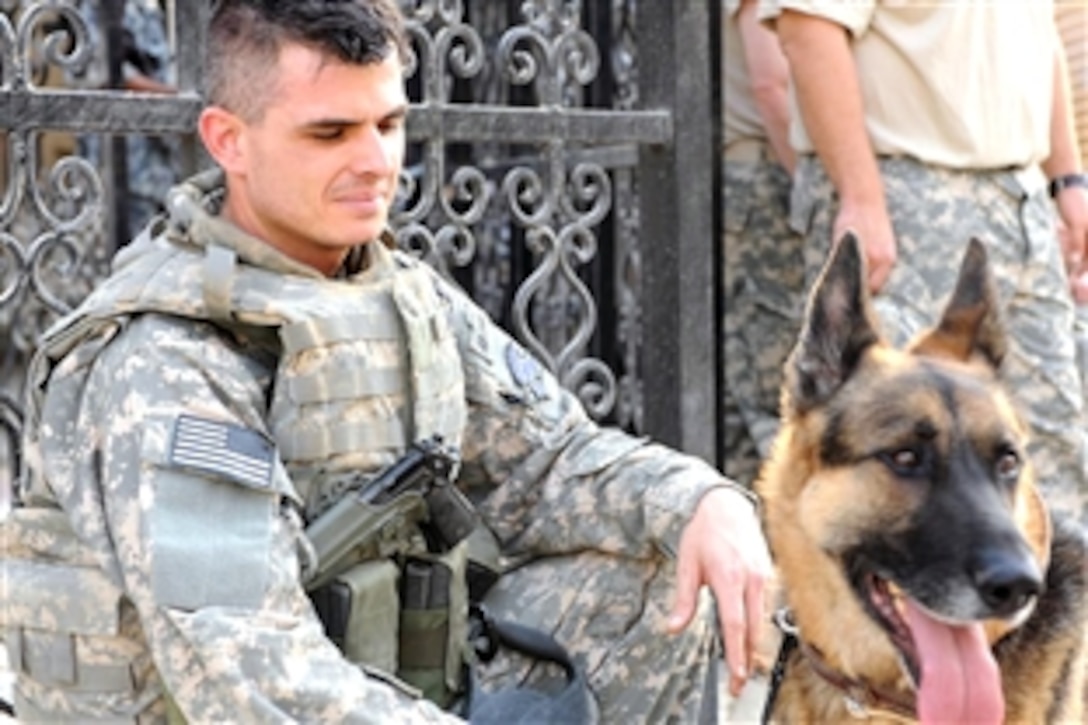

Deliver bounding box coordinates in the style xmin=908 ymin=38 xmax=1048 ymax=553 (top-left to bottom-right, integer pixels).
xmin=25 ymin=170 xmax=467 ymax=515
xmin=6 ymin=171 xmax=474 ymax=713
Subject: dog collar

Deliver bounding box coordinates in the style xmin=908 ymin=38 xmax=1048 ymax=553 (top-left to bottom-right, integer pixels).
xmin=763 ymin=607 xmax=916 ymax=723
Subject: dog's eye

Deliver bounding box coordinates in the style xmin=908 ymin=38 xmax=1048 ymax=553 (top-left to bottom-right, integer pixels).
xmin=995 ymin=449 xmax=1021 ymax=482
xmin=880 ymin=447 xmax=927 ymax=477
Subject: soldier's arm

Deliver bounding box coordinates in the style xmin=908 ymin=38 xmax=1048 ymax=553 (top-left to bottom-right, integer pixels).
xmin=1045 ymin=30 xmax=1088 ymax=276
xmin=772 ymin=5 xmax=897 ymax=292
xmin=58 ymin=314 xmax=459 ymax=723
xmin=122 ymin=73 xmax=175 ymax=94
xmin=441 ymin=278 xmax=747 ymax=562
xmin=736 ymin=0 xmax=795 ymax=172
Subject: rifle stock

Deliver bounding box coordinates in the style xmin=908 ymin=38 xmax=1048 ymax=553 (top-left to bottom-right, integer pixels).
xmin=305 ymin=492 xmax=427 ymax=590
xmin=303 ymin=437 xmax=478 ymax=590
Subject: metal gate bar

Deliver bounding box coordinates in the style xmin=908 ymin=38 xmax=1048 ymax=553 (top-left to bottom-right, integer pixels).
xmin=1 ymin=0 xmax=723 ymax=488
xmin=636 ymin=0 xmax=720 ymax=462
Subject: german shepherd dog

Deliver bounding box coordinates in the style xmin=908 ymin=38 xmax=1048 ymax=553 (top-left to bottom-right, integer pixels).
xmin=756 ymin=234 xmax=1088 ymax=723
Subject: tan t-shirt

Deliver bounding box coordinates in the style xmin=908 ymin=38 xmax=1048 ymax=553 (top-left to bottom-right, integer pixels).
xmin=724 ymin=0 xmax=768 ymax=147
xmin=765 ymin=0 xmax=1057 ymax=169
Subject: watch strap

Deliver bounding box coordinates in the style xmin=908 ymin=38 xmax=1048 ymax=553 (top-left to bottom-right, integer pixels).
xmin=1048 ymin=173 xmax=1088 ymax=198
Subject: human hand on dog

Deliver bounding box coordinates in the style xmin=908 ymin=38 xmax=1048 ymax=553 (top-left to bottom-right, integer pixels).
xmin=666 ymin=486 xmax=773 ymax=698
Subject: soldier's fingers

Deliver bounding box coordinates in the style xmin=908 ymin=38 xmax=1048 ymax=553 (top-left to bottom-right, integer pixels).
xmin=1073 ymin=270 xmax=1088 ymax=304
xmin=718 ymin=579 xmax=750 ymax=697
xmin=744 ymin=568 xmax=766 ymax=666
xmin=868 ymin=257 xmax=895 ymax=294
xmin=666 ymin=542 xmax=700 ymax=634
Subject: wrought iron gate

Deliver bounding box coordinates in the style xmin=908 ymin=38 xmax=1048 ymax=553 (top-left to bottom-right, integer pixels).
xmin=0 ymin=0 xmax=722 ymax=496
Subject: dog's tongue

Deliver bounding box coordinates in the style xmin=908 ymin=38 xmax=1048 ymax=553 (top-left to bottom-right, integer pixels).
xmin=903 ymin=600 xmax=1004 ymax=725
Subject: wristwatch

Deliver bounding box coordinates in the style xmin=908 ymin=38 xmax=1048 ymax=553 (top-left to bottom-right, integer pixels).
xmin=1047 ymin=173 xmax=1088 ymax=198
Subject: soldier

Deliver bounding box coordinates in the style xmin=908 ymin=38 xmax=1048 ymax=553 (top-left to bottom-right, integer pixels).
xmin=0 ymin=1 xmax=771 ymax=722
xmin=766 ymin=0 xmax=1088 ymax=520
xmin=721 ymin=0 xmax=805 ymax=489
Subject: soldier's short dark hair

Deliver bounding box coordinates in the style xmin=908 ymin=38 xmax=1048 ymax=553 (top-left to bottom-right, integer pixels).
xmin=206 ymin=0 xmax=409 ymax=120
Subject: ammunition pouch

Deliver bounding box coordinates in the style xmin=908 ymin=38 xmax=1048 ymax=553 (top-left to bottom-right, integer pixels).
xmin=309 ymin=541 xmax=471 ymax=709
xmin=398 ymin=543 xmax=469 ymax=706
xmin=309 ymin=559 xmax=400 ymax=676
xmin=0 ymin=511 xmax=146 ymax=719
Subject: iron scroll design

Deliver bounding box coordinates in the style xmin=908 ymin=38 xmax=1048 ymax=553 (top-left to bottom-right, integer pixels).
xmin=395 ymin=0 xmax=646 ymax=421
xmin=1 ymin=4 xmax=109 ymax=352
xmin=0 ymin=0 xmax=670 ymax=489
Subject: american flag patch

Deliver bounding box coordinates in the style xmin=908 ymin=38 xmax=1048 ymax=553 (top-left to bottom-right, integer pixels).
xmin=169 ymin=415 xmax=275 ymax=488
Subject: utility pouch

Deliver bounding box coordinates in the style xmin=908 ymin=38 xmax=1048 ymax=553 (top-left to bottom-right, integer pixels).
xmin=310 ymin=559 xmax=400 ymax=675
xmin=397 ymin=540 xmax=469 ymax=708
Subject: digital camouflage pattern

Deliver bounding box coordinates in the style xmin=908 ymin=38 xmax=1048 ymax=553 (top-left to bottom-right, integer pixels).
xmin=1077 ymin=304 xmax=1088 ymax=408
xmin=722 ymin=149 xmax=805 ymax=488
xmin=476 ymin=552 xmax=719 ymax=722
xmin=792 ymin=155 xmax=1088 ymax=522
xmin=1 ymin=171 xmax=731 ymax=722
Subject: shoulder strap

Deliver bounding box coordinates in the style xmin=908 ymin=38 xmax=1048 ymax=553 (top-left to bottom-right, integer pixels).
xmin=203 ymin=243 xmax=237 ymax=323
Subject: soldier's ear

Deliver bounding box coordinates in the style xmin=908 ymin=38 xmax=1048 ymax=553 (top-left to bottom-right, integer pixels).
xmin=785 ymin=232 xmax=882 ymax=414
xmin=198 ymin=106 xmax=248 ymax=175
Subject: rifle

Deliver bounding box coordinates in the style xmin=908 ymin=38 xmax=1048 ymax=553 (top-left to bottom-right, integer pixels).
xmin=304 ymin=436 xmax=478 ymax=591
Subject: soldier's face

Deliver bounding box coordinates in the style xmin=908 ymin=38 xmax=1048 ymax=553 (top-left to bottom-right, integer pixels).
xmin=219 ymin=43 xmax=407 ymax=275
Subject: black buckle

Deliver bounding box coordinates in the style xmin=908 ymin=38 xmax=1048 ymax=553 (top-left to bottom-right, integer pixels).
xmin=469 ymin=603 xmax=499 ymax=663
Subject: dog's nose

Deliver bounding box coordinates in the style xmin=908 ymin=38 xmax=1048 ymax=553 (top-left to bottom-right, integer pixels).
xmin=972 ymin=550 xmax=1043 ymax=617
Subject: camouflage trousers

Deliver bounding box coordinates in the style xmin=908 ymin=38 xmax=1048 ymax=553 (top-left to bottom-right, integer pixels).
xmin=1077 ymin=304 xmax=1088 ymax=410
xmin=792 ymin=155 xmax=1088 ymax=521
xmin=476 ymin=551 xmax=719 ymax=723
xmin=721 ymin=147 xmax=805 ymax=487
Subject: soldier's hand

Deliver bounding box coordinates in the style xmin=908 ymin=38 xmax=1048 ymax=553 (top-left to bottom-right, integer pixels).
xmin=832 ymin=204 xmax=898 ymax=295
xmin=666 ymin=486 xmax=773 ymax=698
xmin=1056 ymin=187 xmax=1088 ymax=276
xmin=1073 ymin=268 xmax=1088 ymax=304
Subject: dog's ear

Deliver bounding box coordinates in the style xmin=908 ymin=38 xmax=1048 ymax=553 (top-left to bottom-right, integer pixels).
xmin=786 ymin=232 xmax=881 ymax=414
xmin=910 ymin=238 xmax=1006 ymax=369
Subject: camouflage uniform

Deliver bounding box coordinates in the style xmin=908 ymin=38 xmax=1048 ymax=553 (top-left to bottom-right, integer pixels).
xmin=1 ymin=170 xmax=730 ymax=723
xmin=74 ymin=0 xmax=181 ymax=236
xmin=721 ymin=0 xmax=805 ymax=488
xmin=722 ymin=151 xmax=803 ymax=488
xmin=1077 ymin=303 xmax=1088 ymax=412
xmin=792 ymin=156 xmax=1088 ymax=521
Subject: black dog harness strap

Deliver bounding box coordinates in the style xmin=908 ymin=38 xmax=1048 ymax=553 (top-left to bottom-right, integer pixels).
xmin=761 ymin=609 xmax=799 ymax=724
xmin=762 ymin=608 xmax=916 ymax=723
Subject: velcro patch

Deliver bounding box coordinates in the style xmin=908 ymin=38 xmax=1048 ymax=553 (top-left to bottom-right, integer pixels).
xmin=505 ymin=342 xmax=548 ymax=400
xmin=169 ymin=415 xmax=275 ymax=488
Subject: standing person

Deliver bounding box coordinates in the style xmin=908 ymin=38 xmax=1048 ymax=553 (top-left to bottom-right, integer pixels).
xmin=73 ymin=0 xmax=182 ymax=238
xmin=721 ymin=0 xmax=805 ymax=489
xmin=0 ymin=1 xmax=772 ymax=722
xmin=766 ymin=0 xmax=1088 ymax=520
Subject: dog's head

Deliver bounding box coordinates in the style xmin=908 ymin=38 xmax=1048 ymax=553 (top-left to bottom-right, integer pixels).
xmin=759 ymin=233 xmax=1050 ymax=721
